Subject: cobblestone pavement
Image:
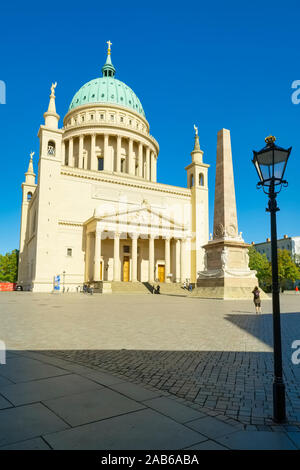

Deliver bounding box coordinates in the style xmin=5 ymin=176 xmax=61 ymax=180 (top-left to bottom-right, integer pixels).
xmin=1 ymin=292 xmax=300 ymax=428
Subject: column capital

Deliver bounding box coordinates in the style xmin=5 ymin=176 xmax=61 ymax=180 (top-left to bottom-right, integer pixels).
xmin=114 ymin=231 xmax=121 ymax=238
xmin=130 ymin=232 xmax=139 ymax=240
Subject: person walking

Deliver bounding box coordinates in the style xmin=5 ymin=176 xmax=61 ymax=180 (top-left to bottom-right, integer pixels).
xmin=252 ymin=286 xmax=261 ymax=314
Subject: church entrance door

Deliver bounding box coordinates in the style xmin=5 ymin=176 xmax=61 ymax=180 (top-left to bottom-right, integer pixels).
xmin=158 ymin=264 xmax=165 ymax=283
xmin=123 ymin=256 xmax=130 ymax=282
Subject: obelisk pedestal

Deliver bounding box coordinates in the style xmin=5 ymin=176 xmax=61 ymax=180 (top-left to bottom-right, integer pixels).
xmin=194 ymin=128 xmax=260 ymax=299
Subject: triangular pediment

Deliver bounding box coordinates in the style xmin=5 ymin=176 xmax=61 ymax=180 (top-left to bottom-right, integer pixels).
xmin=97 ymin=205 xmax=184 ymax=230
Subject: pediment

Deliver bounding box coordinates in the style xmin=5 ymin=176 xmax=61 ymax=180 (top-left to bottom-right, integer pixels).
xmin=99 ymin=206 xmax=183 ymax=230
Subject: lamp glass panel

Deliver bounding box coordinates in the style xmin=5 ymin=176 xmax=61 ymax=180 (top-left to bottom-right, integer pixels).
xmin=274 ymin=160 xmax=286 ymax=180
xmin=274 ymin=149 xmax=289 ymax=164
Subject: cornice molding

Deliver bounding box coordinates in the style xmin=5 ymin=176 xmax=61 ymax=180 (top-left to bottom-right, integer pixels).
xmin=60 ymin=167 xmax=191 ymax=198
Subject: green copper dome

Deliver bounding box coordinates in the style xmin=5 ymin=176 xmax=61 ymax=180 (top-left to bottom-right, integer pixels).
xmin=68 ymin=48 xmax=145 ymax=117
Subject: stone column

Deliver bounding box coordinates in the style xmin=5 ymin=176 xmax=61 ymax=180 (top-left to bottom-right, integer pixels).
xmin=184 ymin=236 xmax=192 ymax=282
xmin=146 ymin=147 xmax=150 ymax=180
xmin=128 ymin=138 xmax=134 ymax=175
xmin=131 ymin=234 xmax=138 ymax=282
xmin=91 ymin=134 xmax=96 ymax=171
xmin=79 ymin=135 xmax=84 ymax=169
xmin=61 ymin=140 xmax=65 ymax=164
xmin=93 ymin=229 xmax=102 ymax=281
xmin=148 ymin=235 xmax=155 ymax=282
xmin=104 ymin=134 xmax=109 ymax=171
xmin=150 ymin=152 xmax=156 ymax=182
xmin=116 ymin=135 xmax=122 ymax=173
xmin=85 ymin=232 xmax=92 ymax=282
xmin=113 ymin=232 xmax=120 ymax=281
xmin=138 ymin=143 xmax=143 ymax=177
xmin=180 ymin=238 xmax=186 ymax=283
xmin=153 ymin=153 xmax=157 ymax=181
xmin=165 ymin=237 xmax=171 ymax=283
xmin=175 ymin=238 xmax=181 ymax=283
xmin=69 ymin=137 xmax=74 ymax=167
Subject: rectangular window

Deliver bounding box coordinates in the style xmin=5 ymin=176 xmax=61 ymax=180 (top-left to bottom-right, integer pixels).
xmin=67 ymin=248 xmax=72 ymax=257
xmin=98 ymin=158 xmax=104 ymax=171
xmin=120 ymin=116 xmax=124 ymax=123
xmin=110 ymin=114 xmax=114 ymax=121
xmin=100 ymin=114 xmax=104 ymax=120
xmin=123 ymin=245 xmax=130 ymax=253
xmin=121 ymin=159 xmax=125 ymax=172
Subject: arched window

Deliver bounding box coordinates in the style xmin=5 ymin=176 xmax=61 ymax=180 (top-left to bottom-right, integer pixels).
xmin=27 ymin=192 xmax=32 ymax=201
xmin=199 ymin=173 xmax=204 ymax=186
xmin=121 ymin=159 xmax=125 ymax=173
xmin=190 ymin=174 xmax=194 ymax=188
xmin=47 ymin=140 xmax=56 ymax=156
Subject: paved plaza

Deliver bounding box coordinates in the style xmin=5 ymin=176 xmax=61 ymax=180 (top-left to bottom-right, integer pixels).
xmin=0 ymin=291 xmax=300 ymax=449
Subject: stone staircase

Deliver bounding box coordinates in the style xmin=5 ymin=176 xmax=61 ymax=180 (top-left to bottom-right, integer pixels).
xmin=149 ymin=282 xmax=188 ymax=296
xmin=107 ymin=281 xmax=189 ymax=295
xmin=110 ymin=281 xmax=150 ymax=294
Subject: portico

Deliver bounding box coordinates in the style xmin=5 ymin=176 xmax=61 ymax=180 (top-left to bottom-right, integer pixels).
xmin=84 ymin=207 xmax=191 ymax=284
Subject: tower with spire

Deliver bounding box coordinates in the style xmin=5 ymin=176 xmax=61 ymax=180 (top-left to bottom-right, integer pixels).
xmin=185 ymin=126 xmax=210 ymax=283
xmin=18 ymin=152 xmax=37 ymax=283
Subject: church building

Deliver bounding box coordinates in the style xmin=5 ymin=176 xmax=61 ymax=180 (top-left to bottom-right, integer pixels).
xmin=18 ymin=42 xmax=209 ymax=292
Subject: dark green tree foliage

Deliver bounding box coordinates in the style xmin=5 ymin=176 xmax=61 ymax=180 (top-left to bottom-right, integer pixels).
xmin=248 ymin=246 xmax=300 ymax=291
xmin=0 ymin=249 xmax=19 ymax=282
xmin=248 ymin=246 xmax=272 ymax=289
xmin=277 ymin=249 xmax=300 ymax=290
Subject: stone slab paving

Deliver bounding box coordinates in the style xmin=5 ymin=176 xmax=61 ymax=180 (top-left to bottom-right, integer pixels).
xmin=0 ymin=351 xmax=298 ymax=450
xmin=0 ymin=402 xmax=69 ymax=447
xmin=44 ymin=388 xmax=146 ymax=427
xmin=43 ymin=409 xmax=207 ymax=450
xmin=142 ymin=397 xmax=206 ymax=423
xmin=0 ymin=437 xmax=51 ymax=450
xmin=1 ymin=292 xmax=300 ymax=444
xmin=216 ymin=430 xmax=297 ymax=450
xmin=0 ymin=373 xmax=104 ymax=406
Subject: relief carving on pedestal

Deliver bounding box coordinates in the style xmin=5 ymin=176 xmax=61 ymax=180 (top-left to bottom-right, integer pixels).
xmin=214 ymin=223 xmax=224 ymax=239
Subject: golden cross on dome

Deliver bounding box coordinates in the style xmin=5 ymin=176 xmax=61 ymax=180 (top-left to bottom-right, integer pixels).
xmin=107 ymin=40 xmax=112 ymax=55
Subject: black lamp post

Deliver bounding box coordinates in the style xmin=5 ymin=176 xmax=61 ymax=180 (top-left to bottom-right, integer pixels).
xmin=252 ymin=135 xmax=292 ymax=422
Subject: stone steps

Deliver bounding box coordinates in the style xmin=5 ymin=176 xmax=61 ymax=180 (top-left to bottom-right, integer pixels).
xmin=107 ymin=281 xmax=189 ymax=295
xmin=110 ymin=282 xmax=150 ymax=294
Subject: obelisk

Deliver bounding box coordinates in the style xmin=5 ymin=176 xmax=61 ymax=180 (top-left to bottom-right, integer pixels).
xmin=195 ymin=128 xmax=259 ymax=299
xmin=213 ymin=129 xmax=238 ymax=239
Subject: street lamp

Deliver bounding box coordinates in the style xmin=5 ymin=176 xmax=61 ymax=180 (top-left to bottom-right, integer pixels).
xmin=252 ymin=135 xmax=292 ymax=423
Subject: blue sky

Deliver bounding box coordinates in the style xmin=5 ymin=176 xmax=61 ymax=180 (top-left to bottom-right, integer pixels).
xmin=1 ymin=0 xmax=300 ymax=254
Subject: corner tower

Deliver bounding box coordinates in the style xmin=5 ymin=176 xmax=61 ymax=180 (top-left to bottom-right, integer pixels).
xmin=32 ymin=83 xmax=64 ymax=291
xmin=185 ymin=126 xmax=210 ymax=283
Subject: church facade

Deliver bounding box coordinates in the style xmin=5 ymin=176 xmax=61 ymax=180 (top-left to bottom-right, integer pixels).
xmin=18 ymin=43 xmax=209 ymax=292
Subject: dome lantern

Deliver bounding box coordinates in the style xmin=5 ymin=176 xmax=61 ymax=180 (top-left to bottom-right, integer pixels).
xmin=101 ymin=40 xmax=116 ymax=78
